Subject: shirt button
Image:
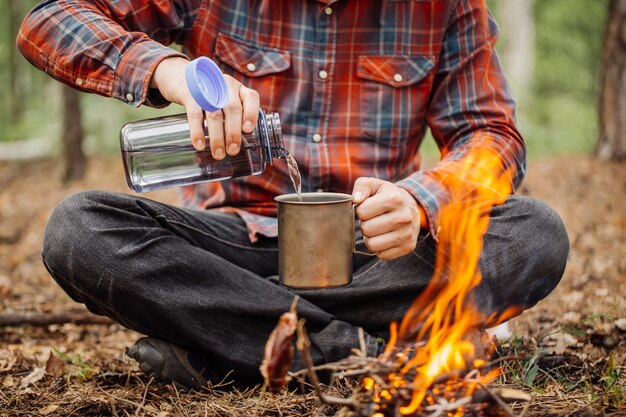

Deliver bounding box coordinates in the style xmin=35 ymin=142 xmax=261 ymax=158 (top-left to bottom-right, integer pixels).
xmin=126 ymin=93 xmax=134 ymax=102
xmin=324 ymin=7 xmax=333 ymax=15
xmin=75 ymin=78 xmax=83 ymax=86
xmin=393 ymin=73 xmax=403 ymax=83
xmin=246 ymin=63 xmax=257 ymax=72
xmin=318 ymin=70 xmax=328 ymax=80
xmin=312 ymin=133 xmax=322 ymax=143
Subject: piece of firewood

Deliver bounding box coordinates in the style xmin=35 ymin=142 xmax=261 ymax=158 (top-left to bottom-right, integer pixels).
xmin=0 ymin=311 xmax=114 ymax=327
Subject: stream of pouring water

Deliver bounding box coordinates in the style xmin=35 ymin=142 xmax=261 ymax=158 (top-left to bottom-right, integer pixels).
xmin=285 ymin=154 xmax=302 ymax=201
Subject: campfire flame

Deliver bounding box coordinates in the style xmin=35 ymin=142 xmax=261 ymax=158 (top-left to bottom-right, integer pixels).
xmin=371 ymin=142 xmax=522 ymax=415
xmin=259 ymin=141 xmax=527 ymax=415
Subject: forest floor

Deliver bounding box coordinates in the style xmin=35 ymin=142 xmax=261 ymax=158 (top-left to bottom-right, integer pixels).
xmin=0 ymin=154 xmax=624 ymax=416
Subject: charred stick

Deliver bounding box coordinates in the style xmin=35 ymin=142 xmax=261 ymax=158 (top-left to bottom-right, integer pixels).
xmin=0 ymin=311 xmax=114 ymax=327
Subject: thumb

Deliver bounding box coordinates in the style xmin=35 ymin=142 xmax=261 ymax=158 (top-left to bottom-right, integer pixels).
xmin=352 ymin=177 xmax=385 ymax=204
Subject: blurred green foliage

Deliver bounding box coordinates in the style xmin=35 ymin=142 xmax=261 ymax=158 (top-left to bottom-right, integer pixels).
xmin=491 ymin=0 xmax=607 ymax=156
xmin=0 ymin=0 xmax=178 ymax=155
xmin=0 ymin=0 xmax=609 ymax=158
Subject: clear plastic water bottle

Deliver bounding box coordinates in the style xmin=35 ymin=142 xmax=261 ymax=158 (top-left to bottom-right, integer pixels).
xmin=120 ymin=57 xmax=285 ymax=192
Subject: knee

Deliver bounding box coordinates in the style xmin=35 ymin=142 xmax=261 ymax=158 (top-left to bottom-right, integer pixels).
xmin=527 ymin=198 xmax=569 ymax=285
xmin=480 ymin=197 xmax=569 ymax=313
xmin=42 ymin=190 xmax=108 ymax=275
xmin=507 ymin=197 xmax=569 ymax=308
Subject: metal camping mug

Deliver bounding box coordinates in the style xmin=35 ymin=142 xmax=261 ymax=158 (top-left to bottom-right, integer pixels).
xmin=275 ymin=192 xmax=376 ymax=289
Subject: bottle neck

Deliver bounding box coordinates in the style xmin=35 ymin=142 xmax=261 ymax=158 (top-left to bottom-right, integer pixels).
xmin=259 ymin=111 xmax=286 ymax=163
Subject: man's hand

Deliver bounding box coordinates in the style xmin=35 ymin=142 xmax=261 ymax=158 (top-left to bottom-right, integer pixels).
xmin=352 ymin=178 xmax=424 ymax=260
xmin=150 ymin=57 xmax=261 ymax=159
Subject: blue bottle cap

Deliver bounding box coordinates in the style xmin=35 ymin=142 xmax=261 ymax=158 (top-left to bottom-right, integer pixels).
xmin=185 ymin=57 xmax=229 ymax=112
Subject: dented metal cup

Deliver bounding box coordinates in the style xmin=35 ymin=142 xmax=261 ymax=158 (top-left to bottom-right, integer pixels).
xmin=275 ymin=192 xmax=356 ymax=289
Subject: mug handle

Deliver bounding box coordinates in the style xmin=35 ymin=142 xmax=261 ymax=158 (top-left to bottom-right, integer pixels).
xmin=352 ymin=204 xmax=378 ymax=257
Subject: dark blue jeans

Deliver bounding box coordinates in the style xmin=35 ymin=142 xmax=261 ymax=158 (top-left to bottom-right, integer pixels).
xmin=41 ymin=191 xmax=568 ymax=382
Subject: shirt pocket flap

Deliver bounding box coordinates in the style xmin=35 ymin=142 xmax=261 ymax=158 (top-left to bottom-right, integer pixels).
xmin=357 ymin=55 xmax=435 ymax=87
xmin=215 ymin=33 xmax=291 ymax=77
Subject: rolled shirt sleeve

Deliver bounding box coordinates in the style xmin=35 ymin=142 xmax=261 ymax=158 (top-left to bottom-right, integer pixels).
xmin=396 ymin=0 xmax=526 ymax=240
xmin=17 ymin=0 xmax=527 ymax=241
xmin=17 ymin=0 xmax=200 ymax=107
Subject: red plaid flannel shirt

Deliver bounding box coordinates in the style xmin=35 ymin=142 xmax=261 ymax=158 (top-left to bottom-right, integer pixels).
xmin=18 ymin=0 xmax=525 ymax=242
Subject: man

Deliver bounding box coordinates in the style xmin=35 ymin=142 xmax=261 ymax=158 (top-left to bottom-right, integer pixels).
xmin=18 ymin=0 xmax=569 ymax=390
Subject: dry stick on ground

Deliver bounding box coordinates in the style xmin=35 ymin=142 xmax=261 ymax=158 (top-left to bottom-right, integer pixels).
xmin=296 ymin=319 xmax=357 ymax=409
xmin=476 ymin=381 xmax=518 ymax=417
xmin=517 ymin=401 xmax=531 ymax=417
xmin=135 ymin=377 xmax=154 ymax=416
xmin=96 ymin=387 xmax=159 ymax=415
xmin=473 ymin=387 xmax=532 ymax=404
xmin=0 ymin=311 xmax=114 ymax=326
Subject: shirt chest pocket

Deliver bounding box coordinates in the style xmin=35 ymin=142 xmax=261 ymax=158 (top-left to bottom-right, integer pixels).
xmin=214 ymin=33 xmax=291 ymax=110
xmin=357 ymin=55 xmax=435 ymax=146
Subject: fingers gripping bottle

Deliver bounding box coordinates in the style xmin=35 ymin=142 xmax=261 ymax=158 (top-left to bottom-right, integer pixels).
xmin=120 ymin=57 xmax=284 ymax=192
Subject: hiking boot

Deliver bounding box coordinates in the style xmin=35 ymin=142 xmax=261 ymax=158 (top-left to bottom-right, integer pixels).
xmin=126 ymin=337 xmax=211 ymax=391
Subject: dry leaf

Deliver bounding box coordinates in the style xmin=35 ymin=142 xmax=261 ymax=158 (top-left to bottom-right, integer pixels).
xmin=40 ymin=404 xmax=59 ymax=415
xmin=45 ymin=351 xmax=67 ymax=377
xmin=20 ymin=367 xmax=46 ymax=388
xmin=259 ymin=298 xmax=298 ymax=393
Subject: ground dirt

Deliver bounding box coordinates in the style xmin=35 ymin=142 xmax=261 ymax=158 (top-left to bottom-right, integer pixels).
xmin=0 ymin=154 xmax=624 ymax=416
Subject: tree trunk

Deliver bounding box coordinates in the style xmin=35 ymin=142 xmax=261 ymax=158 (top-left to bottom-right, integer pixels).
xmin=8 ymin=0 xmax=23 ymax=120
xmin=62 ymin=86 xmax=87 ymax=181
xmin=500 ymin=0 xmax=535 ymax=101
xmin=597 ymin=0 xmax=626 ymax=161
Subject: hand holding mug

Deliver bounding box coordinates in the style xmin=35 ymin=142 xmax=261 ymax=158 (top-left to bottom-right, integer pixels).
xmin=352 ymin=177 xmax=427 ymax=260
